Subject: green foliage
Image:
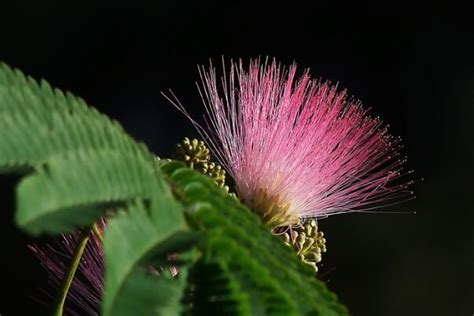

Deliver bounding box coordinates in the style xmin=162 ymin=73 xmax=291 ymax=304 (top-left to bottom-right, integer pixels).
xmin=16 ymin=149 xmax=156 ymax=234
xmin=102 ymin=197 xmax=196 ymax=316
xmin=163 ymin=162 xmax=348 ymax=316
xmin=0 ymin=62 xmax=155 ymax=235
xmin=0 ymin=62 xmax=348 ymax=315
xmin=0 ymin=63 xmax=150 ymax=171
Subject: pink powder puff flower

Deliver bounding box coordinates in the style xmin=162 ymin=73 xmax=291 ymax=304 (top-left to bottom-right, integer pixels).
xmin=166 ymin=58 xmax=413 ymax=228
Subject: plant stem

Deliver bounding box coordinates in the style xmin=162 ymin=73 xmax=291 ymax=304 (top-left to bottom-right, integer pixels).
xmin=92 ymin=223 xmax=104 ymax=243
xmin=53 ymin=229 xmax=90 ymax=316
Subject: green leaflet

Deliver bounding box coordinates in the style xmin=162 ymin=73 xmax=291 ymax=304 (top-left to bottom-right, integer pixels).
xmin=0 ymin=62 xmax=151 ymax=172
xmin=0 ymin=62 xmax=349 ymax=315
xmin=102 ymin=196 xmax=197 ymax=316
xmin=15 ymin=149 xmax=157 ymax=235
xmin=183 ymin=260 xmax=252 ymax=316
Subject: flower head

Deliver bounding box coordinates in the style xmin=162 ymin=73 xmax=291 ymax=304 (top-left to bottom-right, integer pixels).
xmin=166 ymin=58 xmax=413 ymax=227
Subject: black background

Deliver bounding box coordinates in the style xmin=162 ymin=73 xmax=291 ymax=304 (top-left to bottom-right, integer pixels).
xmin=0 ymin=2 xmax=473 ymax=315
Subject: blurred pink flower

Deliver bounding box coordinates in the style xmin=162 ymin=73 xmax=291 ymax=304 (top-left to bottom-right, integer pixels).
xmin=30 ymin=218 xmax=179 ymax=315
xmin=166 ymin=58 xmax=413 ymax=227
xmin=30 ymin=220 xmax=105 ymax=316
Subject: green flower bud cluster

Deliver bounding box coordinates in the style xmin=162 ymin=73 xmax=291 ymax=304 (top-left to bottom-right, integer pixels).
xmin=175 ymin=137 xmax=210 ymax=169
xmin=175 ymin=137 xmax=228 ymax=191
xmin=282 ymin=219 xmax=327 ymax=272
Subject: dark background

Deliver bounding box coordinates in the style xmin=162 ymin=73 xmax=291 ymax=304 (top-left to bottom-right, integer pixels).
xmin=0 ymin=2 xmax=473 ymax=315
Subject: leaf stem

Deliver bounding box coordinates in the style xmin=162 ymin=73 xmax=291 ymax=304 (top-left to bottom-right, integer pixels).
xmin=53 ymin=229 xmax=90 ymax=316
